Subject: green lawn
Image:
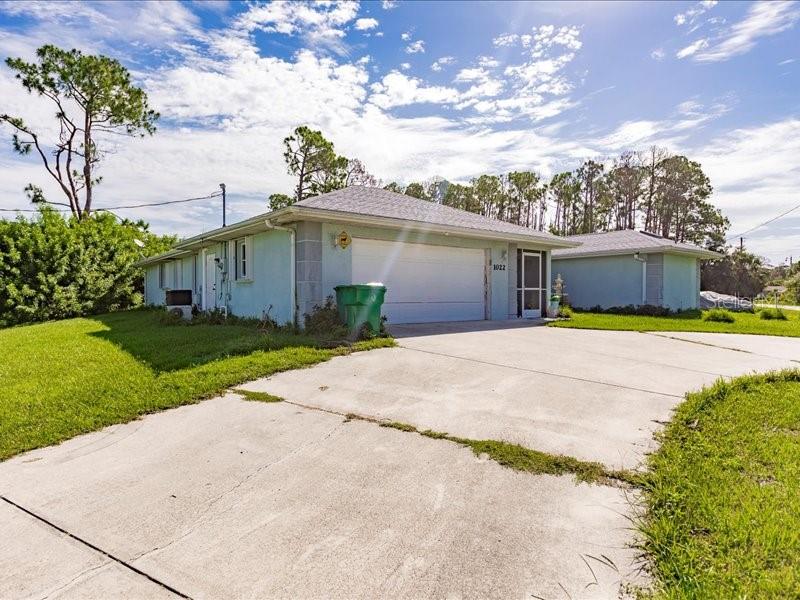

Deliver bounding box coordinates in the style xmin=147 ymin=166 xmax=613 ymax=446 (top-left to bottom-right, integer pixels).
xmin=0 ymin=310 xmax=393 ymax=461
xmin=549 ymin=309 xmax=800 ymax=337
xmin=640 ymin=371 xmax=800 ymax=598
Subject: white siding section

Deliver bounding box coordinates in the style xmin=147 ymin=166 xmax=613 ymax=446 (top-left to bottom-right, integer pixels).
xmin=351 ymin=238 xmax=485 ymax=324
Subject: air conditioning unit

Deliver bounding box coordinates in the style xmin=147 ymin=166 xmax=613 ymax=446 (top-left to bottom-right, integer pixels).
xmin=165 ymin=289 xmax=193 ymax=320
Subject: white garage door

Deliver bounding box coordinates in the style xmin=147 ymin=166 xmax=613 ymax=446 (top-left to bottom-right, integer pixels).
xmin=352 ymin=238 xmax=486 ymax=324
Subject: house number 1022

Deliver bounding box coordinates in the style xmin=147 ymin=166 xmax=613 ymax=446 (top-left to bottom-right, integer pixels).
xmin=493 ymin=264 xmax=506 ymax=271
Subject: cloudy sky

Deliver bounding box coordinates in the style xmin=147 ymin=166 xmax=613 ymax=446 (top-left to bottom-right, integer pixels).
xmin=0 ymin=0 xmax=798 ymax=262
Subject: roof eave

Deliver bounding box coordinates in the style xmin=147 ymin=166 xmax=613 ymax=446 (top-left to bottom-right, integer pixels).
xmin=553 ymin=246 xmax=722 ymax=260
xmin=136 ymin=204 xmax=582 ymax=268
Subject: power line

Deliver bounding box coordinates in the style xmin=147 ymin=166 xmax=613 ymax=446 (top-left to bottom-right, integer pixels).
xmin=95 ymin=191 xmax=222 ymax=210
xmin=0 ymin=190 xmax=224 ymax=215
xmin=726 ymin=200 xmax=800 ymax=241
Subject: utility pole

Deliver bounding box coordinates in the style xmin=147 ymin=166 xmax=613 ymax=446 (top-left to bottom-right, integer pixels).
xmin=219 ymin=183 xmax=226 ymax=227
xmin=739 ymin=236 xmax=744 ymax=251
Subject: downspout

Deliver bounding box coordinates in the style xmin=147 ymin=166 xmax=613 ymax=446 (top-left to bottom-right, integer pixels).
xmin=633 ymin=252 xmax=647 ymax=304
xmin=265 ymin=220 xmax=297 ymax=326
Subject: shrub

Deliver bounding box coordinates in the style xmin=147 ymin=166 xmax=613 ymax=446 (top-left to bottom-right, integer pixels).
xmin=584 ymin=304 xmax=672 ymax=317
xmin=0 ymin=207 xmax=175 ymax=327
xmin=557 ymin=305 xmax=574 ymax=319
xmin=304 ymin=296 xmax=348 ymax=337
xmin=702 ymin=308 xmax=735 ymax=323
xmin=758 ymin=307 xmax=787 ymax=320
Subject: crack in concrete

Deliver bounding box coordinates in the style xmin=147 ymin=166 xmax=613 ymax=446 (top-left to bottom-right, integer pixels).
xmin=36 ymin=561 xmax=109 ymax=600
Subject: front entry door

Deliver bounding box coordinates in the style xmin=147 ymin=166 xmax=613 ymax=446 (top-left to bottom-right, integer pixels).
xmin=521 ymin=251 xmax=542 ymax=318
xmin=204 ymin=253 xmax=217 ymax=310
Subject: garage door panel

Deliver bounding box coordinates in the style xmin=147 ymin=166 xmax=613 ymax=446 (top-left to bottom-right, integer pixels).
xmin=352 ymin=238 xmax=486 ymax=324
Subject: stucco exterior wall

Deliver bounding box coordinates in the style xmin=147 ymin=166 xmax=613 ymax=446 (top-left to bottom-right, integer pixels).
xmin=144 ymin=264 xmax=162 ymax=305
xmin=662 ymin=253 xmax=700 ymax=311
xmin=296 ymin=222 xmax=323 ymax=318
xmin=552 ymin=255 xmax=644 ymax=309
xmin=226 ymin=230 xmax=293 ymax=323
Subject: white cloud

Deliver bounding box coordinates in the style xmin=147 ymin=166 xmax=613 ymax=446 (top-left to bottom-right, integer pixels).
xmin=674 ymin=0 xmax=718 ymax=27
xmin=234 ymin=1 xmax=359 ymax=54
xmin=651 ymin=48 xmax=666 ymax=61
xmin=431 ymin=56 xmax=456 ymax=71
xmin=401 ymin=30 xmax=412 ymax=41
xmin=492 ymin=33 xmax=518 ymax=47
xmin=695 ymin=119 xmax=800 ymax=258
xmin=354 ymin=17 xmax=379 ymax=31
xmin=405 ymin=39 xmax=425 ymax=54
xmin=778 ymin=58 xmax=795 ymax=65
xmin=676 ymin=38 xmax=709 ymax=59
xmin=382 ymin=1 xmax=398 ymax=9
xmin=454 ymin=67 xmax=489 ymax=82
xmin=691 ymin=1 xmax=800 ymax=62
xmin=400 ymin=62 xmax=411 ymax=70
xmin=369 ymin=71 xmax=459 ymax=108
xmin=477 ymin=55 xmax=500 ymax=68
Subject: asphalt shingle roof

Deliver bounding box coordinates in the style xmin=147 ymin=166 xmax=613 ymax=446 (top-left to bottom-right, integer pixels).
xmin=294 ymin=186 xmax=570 ymax=244
xmin=551 ymin=229 xmax=720 ymax=259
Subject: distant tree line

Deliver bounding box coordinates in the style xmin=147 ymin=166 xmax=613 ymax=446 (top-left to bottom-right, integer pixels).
xmin=387 ymin=148 xmax=729 ymax=251
xmin=270 ymin=128 xmax=730 ymax=252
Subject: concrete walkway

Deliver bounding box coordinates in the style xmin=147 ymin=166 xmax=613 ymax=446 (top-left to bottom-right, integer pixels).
xmin=2 ymin=324 xmax=797 ymax=598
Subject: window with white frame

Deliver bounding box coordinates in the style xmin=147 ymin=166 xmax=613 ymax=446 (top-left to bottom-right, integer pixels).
xmin=235 ymin=237 xmax=252 ymax=281
xmin=159 ymin=260 xmax=180 ymax=289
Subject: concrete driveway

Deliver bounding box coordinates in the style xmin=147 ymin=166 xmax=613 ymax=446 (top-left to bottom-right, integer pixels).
xmin=2 ymin=323 xmax=797 ymax=599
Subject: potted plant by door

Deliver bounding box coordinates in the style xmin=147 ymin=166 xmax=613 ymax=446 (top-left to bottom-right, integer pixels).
xmin=547 ymin=294 xmax=561 ymax=317
xmin=547 ymin=274 xmax=565 ymax=317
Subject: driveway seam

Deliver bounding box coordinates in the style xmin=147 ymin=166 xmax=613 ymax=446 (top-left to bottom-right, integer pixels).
xmin=642 ymin=331 xmax=800 ymax=363
xmin=0 ymin=495 xmax=191 ymax=599
xmin=398 ymin=346 xmax=686 ymax=398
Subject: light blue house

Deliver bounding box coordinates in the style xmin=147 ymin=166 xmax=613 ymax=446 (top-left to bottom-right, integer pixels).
xmin=551 ymin=230 xmax=721 ymax=311
xmin=139 ymin=187 xmax=578 ymax=325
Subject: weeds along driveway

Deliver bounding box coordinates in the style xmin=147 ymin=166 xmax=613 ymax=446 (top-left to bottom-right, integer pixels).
xmin=1 ymin=395 xmax=636 ymax=599
xmin=241 ymin=322 xmax=797 ymax=470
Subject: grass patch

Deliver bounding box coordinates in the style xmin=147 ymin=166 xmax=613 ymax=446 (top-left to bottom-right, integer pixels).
xmin=0 ymin=310 xmax=394 ymax=460
xmin=638 ymin=370 xmax=800 ymax=598
xmin=234 ymin=389 xmax=283 ymax=403
xmin=701 ymin=308 xmax=735 ymax=323
xmin=549 ymin=308 xmax=800 ymax=337
xmin=378 ymin=419 xmax=632 ymax=484
xmin=759 ymin=307 xmax=788 ymax=321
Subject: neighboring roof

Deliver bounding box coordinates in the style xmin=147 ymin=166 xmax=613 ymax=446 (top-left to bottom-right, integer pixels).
xmin=551 ymin=229 xmax=722 ymax=260
xmin=137 ymin=186 xmax=578 ymax=266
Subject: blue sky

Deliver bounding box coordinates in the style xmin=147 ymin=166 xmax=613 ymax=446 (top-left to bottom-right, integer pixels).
xmin=0 ymin=0 xmax=798 ymax=262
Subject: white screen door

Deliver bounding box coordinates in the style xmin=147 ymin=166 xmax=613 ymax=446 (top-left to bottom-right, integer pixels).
xmin=521 ymin=251 xmax=541 ymax=318
xmin=204 ymin=253 xmax=217 ymax=310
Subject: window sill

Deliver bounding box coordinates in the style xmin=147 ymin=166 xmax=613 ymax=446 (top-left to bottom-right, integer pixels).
xmin=235 ymin=278 xmax=253 ymax=284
